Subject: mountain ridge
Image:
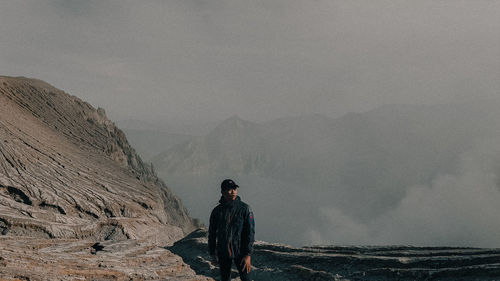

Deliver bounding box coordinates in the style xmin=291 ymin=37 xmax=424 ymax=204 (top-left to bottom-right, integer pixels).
xmin=152 ymin=99 xmax=500 ymax=247
xmin=0 ymin=76 xmax=197 ymax=239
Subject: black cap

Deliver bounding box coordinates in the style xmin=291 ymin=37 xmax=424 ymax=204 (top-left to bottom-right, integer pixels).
xmin=221 ymin=179 xmax=239 ymax=190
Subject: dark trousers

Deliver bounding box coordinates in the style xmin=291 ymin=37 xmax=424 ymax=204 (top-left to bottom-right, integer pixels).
xmin=218 ymin=255 xmax=250 ymax=281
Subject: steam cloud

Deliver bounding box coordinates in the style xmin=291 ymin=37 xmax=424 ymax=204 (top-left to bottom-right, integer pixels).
xmin=310 ymin=140 xmax=500 ymax=247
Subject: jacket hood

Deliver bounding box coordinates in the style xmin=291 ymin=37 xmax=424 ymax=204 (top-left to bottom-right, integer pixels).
xmin=219 ymin=195 xmax=241 ymax=205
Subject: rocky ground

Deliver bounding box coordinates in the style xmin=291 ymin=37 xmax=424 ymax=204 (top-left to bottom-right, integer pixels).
xmin=170 ymin=229 xmax=500 ymax=281
xmin=0 ymin=236 xmax=212 ymax=281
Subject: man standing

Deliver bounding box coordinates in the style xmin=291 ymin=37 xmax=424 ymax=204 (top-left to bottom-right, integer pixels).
xmin=209 ymin=179 xmax=255 ymax=281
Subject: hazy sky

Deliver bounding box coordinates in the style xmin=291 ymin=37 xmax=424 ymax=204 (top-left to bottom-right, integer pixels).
xmin=1 ymin=0 xmax=499 ymax=123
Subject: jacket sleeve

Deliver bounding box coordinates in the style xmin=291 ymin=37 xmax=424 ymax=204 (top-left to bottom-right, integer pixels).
xmin=240 ymin=206 xmax=255 ymax=256
xmin=208 ymin=207 xmax=218 ymax=255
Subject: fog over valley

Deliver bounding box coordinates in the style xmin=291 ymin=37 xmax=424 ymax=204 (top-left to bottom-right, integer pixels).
xmin=121 ymin=100 xmax=500 ymax=247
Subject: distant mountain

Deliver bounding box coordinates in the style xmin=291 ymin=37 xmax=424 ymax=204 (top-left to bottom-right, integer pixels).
xmin=152 ymin=100 xmax=500 ymax=246
xmin=0 ymin=76 xmax=196 ymax=241
xmin=152 ymin=115 xmax=270 ymax=176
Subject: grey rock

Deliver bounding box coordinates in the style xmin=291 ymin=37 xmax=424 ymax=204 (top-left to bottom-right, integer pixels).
xmin=170 ymin=229 xmax=500 ymax=281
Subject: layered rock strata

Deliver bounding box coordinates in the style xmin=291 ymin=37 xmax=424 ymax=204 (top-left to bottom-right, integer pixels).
xmin=0 ymin=76 xmax=205 ymax=279
xmin=0 ymin=76 xmax=195 ymax=240
xmin=0 ymin=236 xmax=212 ymax=281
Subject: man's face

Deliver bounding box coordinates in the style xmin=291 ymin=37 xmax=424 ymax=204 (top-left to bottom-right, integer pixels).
xmin=222 ymin=187 xmax=237 ymax=201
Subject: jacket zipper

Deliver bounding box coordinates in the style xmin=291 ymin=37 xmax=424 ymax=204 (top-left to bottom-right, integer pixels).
xmin=227 ymin=211 xmax=232 ymax=257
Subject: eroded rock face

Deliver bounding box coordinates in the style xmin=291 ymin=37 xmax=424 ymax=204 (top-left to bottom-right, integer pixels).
xmin=170 ymin=229 xmax=500 ymax=281
xmin=0 ymin=76 xmax=196 ymax=242
xmin=0 ymin=76 xmax=207 ymax=279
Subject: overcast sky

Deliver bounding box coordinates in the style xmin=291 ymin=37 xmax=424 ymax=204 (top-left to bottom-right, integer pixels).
xmin=1 ymin=0 xmax=499 ymax=123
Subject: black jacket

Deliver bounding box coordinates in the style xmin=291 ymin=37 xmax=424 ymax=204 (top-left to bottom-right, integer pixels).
xmin=208 ymin=196 xmax=255 ymax=258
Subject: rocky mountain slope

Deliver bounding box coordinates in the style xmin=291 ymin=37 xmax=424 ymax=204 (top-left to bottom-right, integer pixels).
xmin=0 ymin=76 xmax=206 ymax=280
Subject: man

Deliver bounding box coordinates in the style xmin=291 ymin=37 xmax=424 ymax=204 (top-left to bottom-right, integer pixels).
xmin=209 ymin=179 xmax=255 ymax=281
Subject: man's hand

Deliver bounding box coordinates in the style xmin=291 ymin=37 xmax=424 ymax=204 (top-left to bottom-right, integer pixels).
xmin=240 ymin=255 xmax=251 ymax=273
xmin=210 ymin=254 xmax=218 ymax=265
